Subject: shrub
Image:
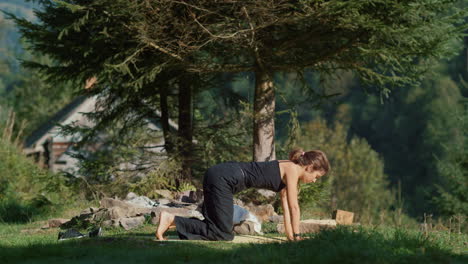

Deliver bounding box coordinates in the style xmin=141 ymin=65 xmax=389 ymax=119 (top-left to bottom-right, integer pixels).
xmin=0 ymin=135 xmax=69 ymax=222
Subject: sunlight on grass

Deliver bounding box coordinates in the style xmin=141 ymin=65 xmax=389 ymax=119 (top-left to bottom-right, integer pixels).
xmin=0 ymin=222 xmax=466 ymax=264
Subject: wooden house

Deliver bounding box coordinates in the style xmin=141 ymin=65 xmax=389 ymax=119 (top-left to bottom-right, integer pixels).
xmin=23 ymin=95 xmax=177 ymax=175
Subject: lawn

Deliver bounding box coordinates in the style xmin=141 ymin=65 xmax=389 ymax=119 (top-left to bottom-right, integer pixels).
xmin=0 ymin=221 xmax=466 ymax=264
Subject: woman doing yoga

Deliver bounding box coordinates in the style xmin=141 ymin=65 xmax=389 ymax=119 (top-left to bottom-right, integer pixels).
xmin=156 ymin=148 xmax=330 ymax=241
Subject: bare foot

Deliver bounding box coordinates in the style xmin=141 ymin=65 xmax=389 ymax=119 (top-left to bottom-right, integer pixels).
xmin=156 ymin=211 xmax=175 ymax=240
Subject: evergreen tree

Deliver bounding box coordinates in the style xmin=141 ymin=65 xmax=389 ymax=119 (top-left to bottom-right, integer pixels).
xmin=297 ymin=118 xmax=393 ymax=223
xmin=432 ymin=99 xmax=468 ymax=216
xmin=326 ymin=56 xmax=466 ymax=216
xmin=9 ymin=0 xmax=465 ymax=164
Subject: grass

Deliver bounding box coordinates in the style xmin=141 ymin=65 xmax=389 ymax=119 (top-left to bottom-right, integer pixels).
xmin=0 ymin=220 xmax=466 ymax=264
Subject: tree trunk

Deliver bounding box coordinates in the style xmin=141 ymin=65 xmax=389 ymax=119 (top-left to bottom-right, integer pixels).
xmin=253 ymin=69 xmax=276 ymax=162
xmin=178 ymin=74 xmax=193 ymax=181
xmin=159 ymin=85 xmax=173 ymax=153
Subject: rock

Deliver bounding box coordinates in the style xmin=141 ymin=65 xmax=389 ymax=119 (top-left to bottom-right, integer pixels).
xmin=257 ymin=189 xmax=276 ymax=199
xmin=90 ymin=208 xmax=110 ymax=221
xmin=268 ymin=215 xmax=283 ymax=223
xmin=233 ymin=221 xmax=257 ymax=235
xmin=125 ymin=194 xmax=158 ymax=208
xmin=332 ymin=210 xmax=354 ymax=225
xmin=175 ymin=191 xmax=192 ymax=203
xmin=48 ymin=218 xmax=70 ymax=228
xmin=119 ymin=216 xmax=146 ymax=230
xmin=245 ymin=204 xmax=276 ymax=222
xmin=277 ymin=219 xmax=336 ymax=234
xmin=174 ymin=190 xmax=203 ymax=204
xmin=125 ymin=192 xmax=138 ymax=200
xmin=79 ymin=207 xmax=99 ymax=215
xmin=61 ymin=210 xmax=96 ymax=229
xmin=190 ymin=190 xmax=203 ymax=203
xmin=101 ymin=220 xmax=114 ymax=227
xmin=100 ymin=198 xmax=153 ymax=216
xmin=154 ymin=189 xmax=173 ymax=199
xmin=233 ymin=198 xmax=244 ymax=207
xmin=157 ymin=198 xmax=171 ymax=206
xmin=100 ymin=198 xmax=134 ymax=209
xmin=107 ymin=207 xmax=127 ymax=220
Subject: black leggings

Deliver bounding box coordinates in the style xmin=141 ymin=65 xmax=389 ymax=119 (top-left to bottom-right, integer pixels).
xmin=174 ymin=163 xmax=244 ymax=241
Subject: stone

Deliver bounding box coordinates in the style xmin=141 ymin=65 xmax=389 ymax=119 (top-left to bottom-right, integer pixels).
xmin=125 ymin=192 xmax=138 ymax=200
xmin=257 ymin=189 xmax=276 ymax=199
xmin=189 ymin=190 xmax=203 ymax=203
xmin=60 ymin=210 xmax=96 ymax=229
xmin=79 ymin=207 xmax=99 ymax=215
xmin=107 ymin=207 xmax=127 ymax=220
xmin=173 ymin=190 xmax=203 ymax=204
xmin=157 ymin=198 xmax=171 ymax=206
xmin=245 ymin=204 xmax=276 ymax=222
xmin=100 ymin=198 xmax=153 ymax=217
xmin=175 ymin=191 xmax=193 ymax=203
xmin=119 ymin=216 xmax=146 ymax=230
xmin=154 ymin=189 xmax=174 ymax=199
xmin=332 ymin=210 xmax=354 ymax=225
xmin=100 ymin=198 xmax=134 ymax=209
xmin=233 ymin=221 xmax=257 ymax=235
xmin=277 ymin=219 xmax=336 ymax=234
xmin=47 ymin=218 xmax=70 ymax=228
xmin=101 ymin=220 xmax=114 ymax=227
xmin=125 ymin=194 xmax=158 ymax=208
xmin=233 ymin=198 xmax=244 ymax=207
xmin=268 ymin=215 xmax=284 ymax=223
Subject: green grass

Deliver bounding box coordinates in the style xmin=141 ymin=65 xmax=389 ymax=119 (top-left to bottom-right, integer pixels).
xmin=0 ymin=221 xmax=466 ymax=264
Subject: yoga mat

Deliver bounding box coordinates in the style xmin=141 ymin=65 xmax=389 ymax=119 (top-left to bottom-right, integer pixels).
xmin=158 ymin=235 xmax=288 ymax=244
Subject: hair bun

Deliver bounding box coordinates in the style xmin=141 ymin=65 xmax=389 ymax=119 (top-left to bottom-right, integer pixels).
xmin=288 ymin=149 xmax=331 ymax=173
xmin=289 ymin=148 xmax=304 ymax=164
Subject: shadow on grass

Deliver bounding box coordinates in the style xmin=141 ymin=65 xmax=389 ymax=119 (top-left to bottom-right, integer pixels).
xmin=0 ymin=227 xmax=466 ymax=264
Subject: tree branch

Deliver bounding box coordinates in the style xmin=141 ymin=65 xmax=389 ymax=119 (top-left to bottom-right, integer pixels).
xmin=145 ymin=41 xmax=184 ymax=61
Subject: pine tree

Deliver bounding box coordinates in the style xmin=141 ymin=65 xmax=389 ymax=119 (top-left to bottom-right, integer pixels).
xmin=297 ymin=118 xmax=393 ymax=222
xmin=432 ymin=99 xmax=468 ymax=216
xmin=9 ymin=0 xmax=465 ymax=164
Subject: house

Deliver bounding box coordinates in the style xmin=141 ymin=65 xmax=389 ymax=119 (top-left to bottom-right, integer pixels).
xmin=23 ymin=95 xmax=178 ymax=175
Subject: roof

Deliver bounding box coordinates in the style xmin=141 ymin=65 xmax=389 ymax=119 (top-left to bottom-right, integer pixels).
xmin=24 ymin=95 xmax=89 ymax=148
xmin=24 ymin=95 xmax=179 ymax=150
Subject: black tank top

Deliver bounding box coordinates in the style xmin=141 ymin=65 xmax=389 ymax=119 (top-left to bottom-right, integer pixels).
xmin=236 ymin=160 xmax=286 ymax=192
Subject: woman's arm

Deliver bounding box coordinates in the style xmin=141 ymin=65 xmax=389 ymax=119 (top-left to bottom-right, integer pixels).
xmin=285 ymin=172 xmax=301 ymax=239
xmin=280 ymin=188 xmax=294 ymax=240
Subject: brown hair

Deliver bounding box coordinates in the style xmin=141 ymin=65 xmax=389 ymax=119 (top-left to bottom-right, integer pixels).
xmin=289 ymin=148 xmax=330 ymax=173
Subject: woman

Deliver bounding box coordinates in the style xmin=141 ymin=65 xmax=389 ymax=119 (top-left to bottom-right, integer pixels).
xmin=156 ymin=149 xmax=330 ymax=241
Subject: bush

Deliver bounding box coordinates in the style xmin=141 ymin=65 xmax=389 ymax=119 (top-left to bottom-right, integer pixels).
xmin=0 ymin=136 xmax=69 ymax=222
